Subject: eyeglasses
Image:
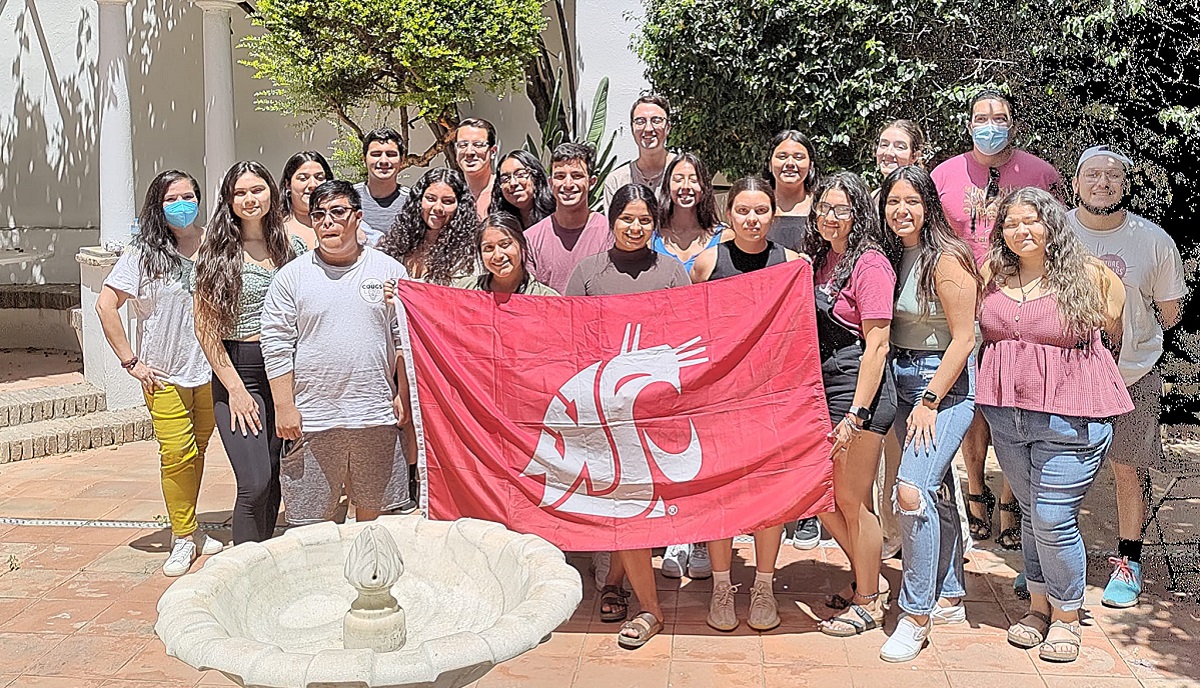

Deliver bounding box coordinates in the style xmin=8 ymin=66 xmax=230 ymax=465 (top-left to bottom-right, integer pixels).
xmin=632 ymin=116 xmax=667 ymax=127
xmin=310 ymin=206 xmax=355 ymax=223
xmin=499 ymin=169 xmax=533 ymax=185
xmin=815 ymin=203 xmax=854 ymax=220
xmin=1081 ymin=170 xmax=1126 ymax=184
xmin=454 ymin=141 xmax=491 ymax=151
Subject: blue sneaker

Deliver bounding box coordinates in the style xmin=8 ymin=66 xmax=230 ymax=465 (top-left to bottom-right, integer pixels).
xmin=1102 ymin=557 xmax=1142 ymax=608
xmin=1013 ymin=572 xmax=1029 ymax=599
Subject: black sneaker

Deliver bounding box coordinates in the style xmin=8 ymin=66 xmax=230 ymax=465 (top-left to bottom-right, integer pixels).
xmin=793 ymin=517 xmax=821 ymax=550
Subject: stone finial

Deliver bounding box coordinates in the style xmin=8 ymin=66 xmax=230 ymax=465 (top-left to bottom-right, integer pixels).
xmin=343 ymin=524 xmax=406 ymax=652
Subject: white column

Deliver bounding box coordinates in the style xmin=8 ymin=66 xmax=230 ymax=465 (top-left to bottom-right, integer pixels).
xmin=572 ymin=0 xmax=650 ymax=165
xmin=95 ymin=0 xmax=136 ymax=245
xmin=82 ymin=0 xmax=141 ymax=410
xmin=194 ymin=0 xmax=239 ymax=203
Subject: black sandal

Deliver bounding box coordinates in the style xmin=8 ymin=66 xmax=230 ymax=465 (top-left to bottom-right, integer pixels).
xmin=826 ymin=582 xmax=855 ymax=610
xmin=996 ymin=499 xmax=1022 ymax=550
xmin=599 ymin=585 xmax=631 ymax=623
xmin=820 ymin=593 xmax=883 ymax=637
xmin=967 ymin=484 xmax=995 ymax=541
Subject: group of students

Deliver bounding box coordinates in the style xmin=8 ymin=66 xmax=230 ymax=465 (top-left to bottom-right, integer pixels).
xmin=96 ymin=88 xmax=1187 ymax=664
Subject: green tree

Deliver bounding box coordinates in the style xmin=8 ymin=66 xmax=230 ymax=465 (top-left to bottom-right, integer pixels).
xmin=242 ymin=0 xmax=546 ymax=174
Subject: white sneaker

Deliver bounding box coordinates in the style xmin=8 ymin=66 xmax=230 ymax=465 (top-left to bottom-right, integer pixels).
xmin=163 ymin=538 xmax=198 ymax=577
xmin=591 ymin=551 xmax=611 ymax=590
xmin=932 ymin=601 xmax=966 ymax=625
xmin=661 ymin=544 xmax=690 ymax=579
xmin=880 ymin=614 xmax=932 ymax=662
xmin=687 ymin=542 xmax=712 ymax=579
xmin=197 ymin=534 xmax=224 ymax=556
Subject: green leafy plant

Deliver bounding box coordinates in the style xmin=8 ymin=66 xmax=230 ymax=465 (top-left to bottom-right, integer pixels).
xmin=241 ymin=0 xmax=546 ymax=175
xmin=523 ymin=72 xmax=618 ymax=209
xmin=7 ymin=554 xmax=18 ymax=572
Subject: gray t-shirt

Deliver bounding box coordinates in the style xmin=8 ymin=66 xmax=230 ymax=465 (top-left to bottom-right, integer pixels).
xmin=602 ymin=153 xmax=676 ymax=212
xmin=565 ymin=247 xmax=691 ymax=296
xmin=104 ymin=249 xmax=211 ymax=388
xmin=261 ymin=246 xmax=411 ymax=432
xmin=353 ymin=182 xmax=410 ymax=246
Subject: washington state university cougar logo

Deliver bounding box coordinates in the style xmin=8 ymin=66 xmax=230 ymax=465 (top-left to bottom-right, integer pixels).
xmin=522 ymin=324 xmax=708 ymax=519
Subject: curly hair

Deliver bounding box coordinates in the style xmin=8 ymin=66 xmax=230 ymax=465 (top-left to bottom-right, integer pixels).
xmin=134 ymin=169 xmax=201 ymax=280
xmin=488 ymin=150 xmax=555 ymax=228
xmin=659 ymin=152 xmax=718 ymax=232
xmin=803 ymin=171 xmax=885 ymax=289
xmin=985 ymin=187 xmax=1107 ymax=339
xmin=878 ymin=166 xmax=981 ymax=318
xmin=194 ymin=161 xmax=297 ymax=341
xmin=377 ymin=168 xmax=479 ymax=285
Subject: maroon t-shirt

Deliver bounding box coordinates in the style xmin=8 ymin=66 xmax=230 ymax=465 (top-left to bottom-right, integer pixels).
xmin=526 ymin=212 xmax=614 ymax=294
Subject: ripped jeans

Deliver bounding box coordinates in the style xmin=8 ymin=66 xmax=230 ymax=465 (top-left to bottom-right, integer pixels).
xmin=891 ymin=349 xmax=975 ymax=616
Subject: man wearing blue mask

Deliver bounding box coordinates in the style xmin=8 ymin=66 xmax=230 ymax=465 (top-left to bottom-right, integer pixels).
xmin=931 ymin=90 xmax=1062 ymax=562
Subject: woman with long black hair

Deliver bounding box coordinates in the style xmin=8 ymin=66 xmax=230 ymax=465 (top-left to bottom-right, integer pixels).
xmin=378 ymin=168 xmax=479 ymax=284
xmin=194 ymin=160 xmax=306 ymax=544
xmin=488 ymin=150 xmax=555 ymax=229
xmin=280 ymin=150 xmax=333 ymax=249
xmin=97 ymin=169 xmax=222 ymax=577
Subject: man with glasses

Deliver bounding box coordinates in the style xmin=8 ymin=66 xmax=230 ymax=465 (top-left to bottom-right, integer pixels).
xmin=453 ymin=118 xmax=498 ymax=220
xmin=1068 ymin=146 xmax=1186 ymax=609
xmin=602 ymin=95 xmax=676 ymax=211
xmin=261 ymin=180 xmax=415 ymax=527
xmin=931 ymin=90 xmax=1063 ymax=560
xmin=354 ymin=128 xmax=411 ymax=246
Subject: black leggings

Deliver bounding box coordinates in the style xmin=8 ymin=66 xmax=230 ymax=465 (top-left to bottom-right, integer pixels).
xmin=212 ymin=341 xmax=282 ymax=544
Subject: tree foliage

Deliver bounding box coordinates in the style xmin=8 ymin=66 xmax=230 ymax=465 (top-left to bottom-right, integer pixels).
xmin=242 ymin=0 xmax=546 ymax=171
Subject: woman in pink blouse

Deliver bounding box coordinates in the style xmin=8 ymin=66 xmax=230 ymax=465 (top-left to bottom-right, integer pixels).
xmin=978 ymin=187 xmax=1129 ymax=664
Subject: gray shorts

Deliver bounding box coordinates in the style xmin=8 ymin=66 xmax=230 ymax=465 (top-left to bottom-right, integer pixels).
xmin=280 ymin=425 xmax=409 ymax=525
xmin=1109 ymin=368 xmax=1163 ymax=469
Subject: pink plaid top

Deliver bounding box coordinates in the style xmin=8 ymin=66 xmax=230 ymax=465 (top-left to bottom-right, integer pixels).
xmin=977 ymin=288 xmax=1133 ymax=418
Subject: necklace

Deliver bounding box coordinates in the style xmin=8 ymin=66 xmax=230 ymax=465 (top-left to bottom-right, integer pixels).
xmin=1017 ymin=267 xmax=1043 ymax=302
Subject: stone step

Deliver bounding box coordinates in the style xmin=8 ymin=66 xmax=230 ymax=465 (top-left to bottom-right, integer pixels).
xmin=0 ymin=383 xmax=107 ymax=428
xmin=0 ymin=406 xmax=153 ymax=463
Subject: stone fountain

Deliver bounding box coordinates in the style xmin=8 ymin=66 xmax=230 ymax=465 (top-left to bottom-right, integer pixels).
xmin=155 ymin=516 xmax=582 ymax=688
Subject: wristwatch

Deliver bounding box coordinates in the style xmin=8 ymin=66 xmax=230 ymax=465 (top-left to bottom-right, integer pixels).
xmin=848 ymin=405 xmax=873 ymax=424
xmin=922 ymin=389 xmax=940 ymax=405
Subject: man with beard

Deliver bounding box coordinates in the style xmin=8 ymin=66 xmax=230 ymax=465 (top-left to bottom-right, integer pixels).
xmin=1068 ymin=145 xmax=1187 ymax=609
xmin=603 ymin=95 xmax=676 ymax=211
xmin=354 ymin=128 xmax=410 ymax=246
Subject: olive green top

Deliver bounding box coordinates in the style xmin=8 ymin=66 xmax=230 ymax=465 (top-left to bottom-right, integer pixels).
xmin=891 ymin=246 xmax=953 ymax=351
xmin=228 ymin=235 xmax=308 ymax=340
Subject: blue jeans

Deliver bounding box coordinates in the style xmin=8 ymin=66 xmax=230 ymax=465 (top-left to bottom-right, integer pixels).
xmin=891 ymin=349 xmax=974 ymax=615
xmin=980 ymin=406 xmax=1112 ymax=612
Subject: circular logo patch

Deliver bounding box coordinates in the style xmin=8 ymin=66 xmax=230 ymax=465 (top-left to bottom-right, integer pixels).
xmin=360 ymin=278 xmax=385 ymax=304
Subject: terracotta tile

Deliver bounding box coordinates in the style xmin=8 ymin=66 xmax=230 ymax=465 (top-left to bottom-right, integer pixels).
xmin=0 ymin=633 xmax=67 ymax=674
xmin=668 ymin=660 xmax=764 ymax=688
xmin=112 ymin=638 xmax=205 ymax=684
xmin=20 ymin=544 xmax=116 ymax=572
xmin=0 ymin=542 xmax=44 ymax=561
xmin=27 ymin=635 xmax=146 ymax=678
xmin=1112 ymin=640 xmax=1196 ymax=681
xmin=522 ymin=631 xmax=585 ymax=658
xmin=763 ymin=664 xmax=852 ymax=688
xmin=761 ymin=630 xmax=848 ymax=666
xmin=78 ymin=598 xmax=160 ymax=639
xmin=6 ymin=677 xmax=107 ymax=688
xmin=53 ymin=528 xmax=146 ymax=547
xmin=98 ymin=680 xmax=195 ymax=688
xmin=937 ymin=600 xmax=1012 ymax=636
xmin=844 ymin=627 xmax=942 ymax=670
xmin=1138 ymin=681 xmax=1200 ymax=688
xmin=1040 ymin=678 xmax=1142 ymax=688
xmin=571 ymin=657 xmax=669 ymax=688
xmin=581 ymin=627 xmax=673 ymax=661
xmin=1033 ymin=633 xmax=1131 ymax=678
xmin=75 ymin=481 xmax=156 ymax=502
xmin=0 ymin=674 xmax=13 ymax=688
xmin=947 ymin=670 xmax=1049 ymax=688
xmin=0 ymin=569 xmax=75 ymax=599
xmin=100 ymin=501 xmax=167 ymax=523
xmin=933 ymin=632 xmax=1040 ymax=674
xmin=5 ymin=598 xmax=113 ymax=634
xmin=14 ymin=498 xmax=124 ymax=521
xmin=475 ymin=653 xmax=578 ymax=687
xmin=196 ymin=670 xmax=240 ymax=686
xmin=671 ymin=632 xmax=762 ymax=664
xmin=849 ymin=667 xmax=951 ymax=688
xmin=0 ymin=597 xmax=33 ymax=624
xmin=43 ymin=572 xmax=152 ymax=601
xmin=962 ymin=571 xmax=998 ymax=602
xmin=81 ymin=547 xmax=164 ymax=576
xmin=1 ymin=527 xmax=80 ymax=544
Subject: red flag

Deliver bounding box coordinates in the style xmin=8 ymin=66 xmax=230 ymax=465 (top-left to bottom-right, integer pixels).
xmin=395 ymin=260 xmax=834 ymax=552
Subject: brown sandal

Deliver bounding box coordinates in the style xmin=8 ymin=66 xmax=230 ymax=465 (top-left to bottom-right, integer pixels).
xmin=617 ymin=611 xmax=663 ymax=649
xmin=599 ymin=585 xmax=630 ymax=623
xmin=1007 ymin=610 xmax=1051 ymax=648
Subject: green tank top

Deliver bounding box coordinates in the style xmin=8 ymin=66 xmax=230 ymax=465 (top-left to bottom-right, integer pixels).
xmin=228 ymin=235 xmax=308 ymax=340
xmin=891 ymin=246 xmax=952 ymax=351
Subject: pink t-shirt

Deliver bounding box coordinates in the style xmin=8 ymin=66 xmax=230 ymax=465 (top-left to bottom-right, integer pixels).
xmin=526 ymin=212 xmax=614 ymax=294
xmin=814 ymin=249 xmax=896 ymax=336
xmin=931 ymin=149 xmax=1062 ymax=267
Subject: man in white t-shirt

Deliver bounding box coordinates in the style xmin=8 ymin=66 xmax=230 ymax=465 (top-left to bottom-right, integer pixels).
xmin=601 ymin=94 xmax=677 ymax=212
xmin=1069 ymin=145 xmax=1187 ymax=609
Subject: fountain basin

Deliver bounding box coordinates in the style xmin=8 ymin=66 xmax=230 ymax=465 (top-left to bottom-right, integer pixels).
xmin=155 ymin=516 xmax=582 ymax=688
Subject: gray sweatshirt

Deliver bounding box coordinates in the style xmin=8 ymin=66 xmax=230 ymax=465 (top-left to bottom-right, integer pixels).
xmin=261 ymin=246 xmax=410 ymax=432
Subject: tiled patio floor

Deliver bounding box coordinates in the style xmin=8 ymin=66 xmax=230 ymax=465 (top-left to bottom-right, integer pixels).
xmin=1 ymin=438 xmax=1198 ymax=688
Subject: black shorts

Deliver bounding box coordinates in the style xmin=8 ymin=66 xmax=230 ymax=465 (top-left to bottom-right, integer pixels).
xmin=821 ymin=343 xmax=897 ymax=434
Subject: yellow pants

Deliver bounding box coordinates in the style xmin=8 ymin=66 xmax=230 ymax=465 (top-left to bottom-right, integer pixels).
xmin=143 ymin=383 xmax=215 ymax=537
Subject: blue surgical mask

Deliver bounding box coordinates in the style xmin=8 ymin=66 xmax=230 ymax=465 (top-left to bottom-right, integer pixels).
xmin=163 ymin=199 xmax=199 ymax=228
xmin=972 ymin=123 xmax=1010 ymax=156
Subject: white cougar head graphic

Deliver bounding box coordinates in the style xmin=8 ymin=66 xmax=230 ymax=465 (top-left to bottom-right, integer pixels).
xmin=522 ymin=324 xmax=708 ymax=518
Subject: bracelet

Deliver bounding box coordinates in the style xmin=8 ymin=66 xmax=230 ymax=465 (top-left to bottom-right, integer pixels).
xmin=841 ymin=415 xmax=864 ymax=433
xmin=120 ymin=355 xmax=139 ymax=370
